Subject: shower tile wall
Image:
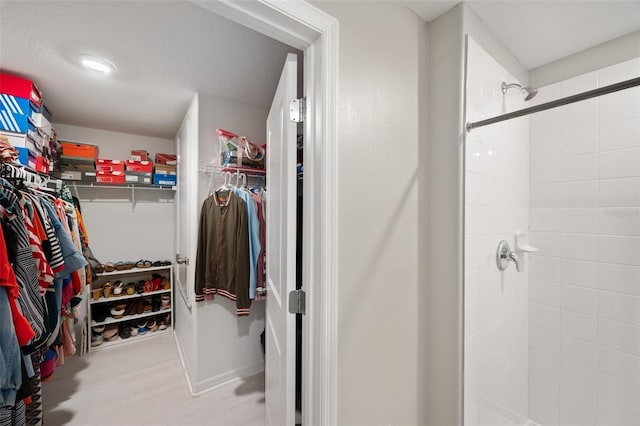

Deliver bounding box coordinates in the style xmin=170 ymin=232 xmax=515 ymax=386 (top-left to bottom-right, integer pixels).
xmin=465 ymin=37 xmax=530 ymax=426
xmin=528 ymin=57 xmax=640 ymax=426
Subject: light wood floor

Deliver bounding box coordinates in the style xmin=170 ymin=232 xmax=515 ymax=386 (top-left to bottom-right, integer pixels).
xmin=42 ymin=333 xmax=266 ymax=426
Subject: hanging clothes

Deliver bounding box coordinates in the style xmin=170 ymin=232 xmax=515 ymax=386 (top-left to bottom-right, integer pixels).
xmin=194 ymin=189 xmax=251 ymax=316
xmin=0 ymin=165 xmax=91 ymax=426
xmin=233 ymin=187 xmax=261 ymax=300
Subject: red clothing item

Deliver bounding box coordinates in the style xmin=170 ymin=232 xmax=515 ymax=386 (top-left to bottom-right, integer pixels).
xmin=0 ymin=226 xmax=36 ymax=346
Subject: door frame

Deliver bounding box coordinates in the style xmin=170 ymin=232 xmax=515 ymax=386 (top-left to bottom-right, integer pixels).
xmin=192 ymin=1 xmax=339 ymax=424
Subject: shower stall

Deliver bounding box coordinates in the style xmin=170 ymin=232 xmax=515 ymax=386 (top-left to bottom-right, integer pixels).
xmin=463 ymin=36 xmax=640 ymax=426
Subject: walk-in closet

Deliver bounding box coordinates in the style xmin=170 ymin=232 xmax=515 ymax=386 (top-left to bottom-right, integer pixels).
xmin=0 ymin=2 xmax=305 ymax=425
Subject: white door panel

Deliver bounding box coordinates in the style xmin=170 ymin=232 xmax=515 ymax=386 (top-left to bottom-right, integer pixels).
xmin=265 ymin=53 xmax=297 ymax=426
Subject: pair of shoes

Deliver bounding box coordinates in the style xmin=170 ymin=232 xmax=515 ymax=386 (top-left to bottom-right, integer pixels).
xmin=136 ymin=260 xmax=152 ymax=268
xmin=124 ymin=301 xmax=136 ymax=316
xmin=154 ymin=260 xmax=172 ymax=267
xmin=160 ymin=294 xmax=171 ymax=310
xmin=91 ymin=287 xmax=102 ymax=301
xmin=104 ymin=324 xmax=119 ymax=342
xmin=161 ymin=277 xmax=171 ymax=290
xmin=148 ymin=319 xmax=159 ymax=332
xmin=124 ymin=282 xmax=136 ymax=295
xmin=103 ymin=262 xmax=115 ymax=272
xmin=124 ymin=261 xmax=135 ymax=270
xmin=94 ymin=264 xmax=105 ymax=273
xmin=119 ymin=324 xmax=132 ymax=339
xmin=115 ymin=261 xmax=126 ymax=271
xmin=103 ymin=281 xmax=113 ymax=298
xmin=110 ymin=303 xmax=127 ymax=319
xmin=137 ymin=320 xmax=148 ymax=335
xmin=112 ymin=280 xmax=124 ymax=296
xmin=91 ymin=325 xmax=105 ymax=347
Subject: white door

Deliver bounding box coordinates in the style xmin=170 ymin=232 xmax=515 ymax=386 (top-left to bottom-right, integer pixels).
xmin=175 ymin=96 xmax=199 ymax=306
xmin=265 ymin=53 xmax=298 ymax=426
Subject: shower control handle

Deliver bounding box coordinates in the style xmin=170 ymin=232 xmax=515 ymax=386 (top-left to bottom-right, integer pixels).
xmin=496 ymin=240 xmax=520 ymax=272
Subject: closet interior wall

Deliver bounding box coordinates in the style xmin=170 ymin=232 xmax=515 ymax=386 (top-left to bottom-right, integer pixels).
xmin=174 ymin=93 xmax=267 ymax=394
xmin=54 ymin=123 xmax=175 ymax=262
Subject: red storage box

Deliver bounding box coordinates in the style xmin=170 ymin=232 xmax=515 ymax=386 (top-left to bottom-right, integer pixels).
xmin=95 ymin=159 xmax=125 ymax=172
xmin=96 ymin=170 xmax=125 ymax=184
xmin=35 ymin=156 xmax=49 ymax=174
xmin=125 ymin=160 xmax=153 ymax=173
xmin=60 ymin=141 xmax=99 ymax=159
xmin=130 ymin=150 xmax=149 ymax=161
xmin=155 ymin=153 xmax=176 ymax=166
xmin=0 ymin=73 xmax=42 ymax=107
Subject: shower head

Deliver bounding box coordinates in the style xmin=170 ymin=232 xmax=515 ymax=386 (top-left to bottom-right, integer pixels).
xmin=501 ymin=81 xmax=538 ymax=101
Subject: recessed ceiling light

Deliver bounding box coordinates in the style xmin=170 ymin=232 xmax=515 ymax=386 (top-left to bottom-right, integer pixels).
xmin=79 ymin=54 xmax=116 ymax=74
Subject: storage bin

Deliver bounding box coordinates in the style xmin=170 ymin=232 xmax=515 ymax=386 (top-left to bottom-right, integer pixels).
xmin=15 ymin=147 xmax=37 ymax=169
xmin=125 ymin=160 xmax=153 ymax=173
xmin=60 ymin=141 xmax=99 ymax=159
xmin=0 ymin=94 xmax=39 ymax=133
xmin=96 ymin=170 xmax=125 ymax=184
xmin=155 ymin=153 xmax=176 ymax=166
xmin=95 ymin=159 xmax=125 ymax=172
xmin=153 ymin=173 xmax=176 ymax=186
xmin=0 ymin=73 xmax=42 ymax=107
xmin=2 ymin=130 xmax=38 ymax=155
xmin=155 ymin=164 xmax=176 ymax=175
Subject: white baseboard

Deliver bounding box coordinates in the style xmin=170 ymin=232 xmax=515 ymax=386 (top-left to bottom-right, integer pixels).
xmin=173 ymin=332 xmax=264 ymax=397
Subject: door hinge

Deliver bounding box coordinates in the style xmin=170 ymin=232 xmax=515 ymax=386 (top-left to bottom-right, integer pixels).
xmin=288 ymin=289 xmax=306 ymax=315
xmin=289 ymin=98 xmax=305 ymax=123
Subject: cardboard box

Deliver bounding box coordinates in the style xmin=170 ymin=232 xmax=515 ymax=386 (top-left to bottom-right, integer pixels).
xmin=32 ymin=112 xmax=52 ymax=137
xmin=130 ymin=150 xmax=149 ymax=161
xmin=96 ymin=170 xmax=125 ymax=184
xmin=35 ymin=156 xmax=49 ymax=174
xmin=155 ymin=153 xmax=176 ymax=166
xmin=125 ymin=160 xmax=153 ymax=173
xmin=60 ymin=141 xmax=99 ymax=159
xmin=15 ymin=147 xmax=37 ymax=169
xmin=0 ymin=73 xmax=42 ymax=107
xmin=95 ymin=159 xmax=125 ymax=172
xmin=125 ymin=173 xmax=152 ymax=184
xmin=1 ymin=130 xmax=38 ymax=156
xmin=0 ymin=94 xmax=39 ymax=133
xmin=41 ymin=104 xmax=52 ymax=121
xmin=26 ymin=123 xmax=45 ymax=151
xmin=153 ymin=173 xmax=177 ymax=186
xmin=58 ymin=163 xmax=95 ymax=172
xmin=155 ymin=164 xmax=176 ymax=175
xmin=59 ymin=169 xmax=96 ymax=182
xmin=59 ymin=155 xmax=97 ymax=166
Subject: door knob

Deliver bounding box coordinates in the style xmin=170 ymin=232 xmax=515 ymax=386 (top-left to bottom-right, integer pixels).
xmin=176 ymin=255 xmax=189 ymax=265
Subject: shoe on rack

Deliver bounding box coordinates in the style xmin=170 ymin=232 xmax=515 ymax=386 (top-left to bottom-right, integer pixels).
xmin=103 ymin=324 xmax=119 ymax=342
xmin=113 ymin=280 xmax=124 ymax=296
xmin=102 ymin=281 xmax=113 ymax=298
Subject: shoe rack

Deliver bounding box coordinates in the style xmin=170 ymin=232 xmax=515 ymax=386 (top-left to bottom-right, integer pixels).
xmin=88 ymin=264 xmax=173 ymax=352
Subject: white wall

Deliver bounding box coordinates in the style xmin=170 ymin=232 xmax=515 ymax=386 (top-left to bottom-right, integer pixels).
xmin=530 ymin=31 xmax=640 ymax=89
xmin=464 ymin=36 xmax=531 ymax=426
xmin=311 ymin=2 xmax=423 ymax=425
xmin=528 ymin=57 xmax=640 ymax=426
xmin=424 ymin=5 xmax=465 ymax=425
xmin=54 ymin=124 xmax=175 ymax=262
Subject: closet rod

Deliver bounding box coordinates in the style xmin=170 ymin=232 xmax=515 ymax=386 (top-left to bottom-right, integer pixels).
xmin=466 ymin=76 xmax=640 ymax=132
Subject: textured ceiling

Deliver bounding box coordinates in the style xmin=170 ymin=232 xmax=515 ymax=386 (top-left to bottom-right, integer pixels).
xmin=0 ymin=1 xmax=298 ymax=139
xmin=1 ymin=1 xmax=639 ymax=140
xmin=403 ymin=1 xmax=640 ymax=69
